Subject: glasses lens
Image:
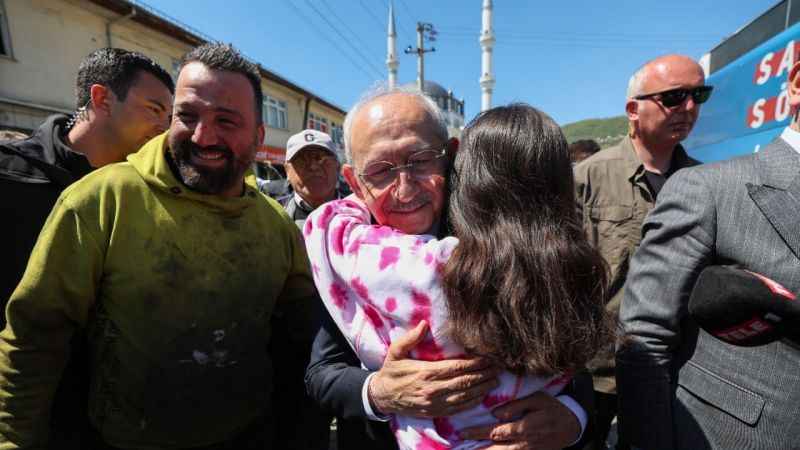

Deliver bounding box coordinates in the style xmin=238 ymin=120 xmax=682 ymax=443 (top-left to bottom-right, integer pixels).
xmin=659 ymin=89 xmax=689 ymax=108
xmin=362 ymin=162 xmax=395 ymax=187
xmin=408 ymin=150 xmax=445 ymax=178
xmin=692 ymin=86 xmax=713 ymax=105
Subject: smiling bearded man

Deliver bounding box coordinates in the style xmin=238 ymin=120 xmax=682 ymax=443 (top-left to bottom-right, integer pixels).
xmin=0 ymin=43 xmax=316 ymax=450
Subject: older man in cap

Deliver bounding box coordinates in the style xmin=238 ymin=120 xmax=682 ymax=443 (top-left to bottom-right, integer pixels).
xmin=283 ymin=129 xmax=341 ymax=228
xmin=270 ymin=128 xmax=341 ymax=450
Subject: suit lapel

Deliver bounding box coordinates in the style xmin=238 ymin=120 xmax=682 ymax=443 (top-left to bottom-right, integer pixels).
xmin=747 ymin=138 xmax=800 ymax=261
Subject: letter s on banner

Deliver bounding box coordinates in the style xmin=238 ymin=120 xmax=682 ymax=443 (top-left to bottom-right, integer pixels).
xmin=749 ymin=98 xmax=767 ymax=128
xmin=756 ymin=52 xmax=775 ymax=85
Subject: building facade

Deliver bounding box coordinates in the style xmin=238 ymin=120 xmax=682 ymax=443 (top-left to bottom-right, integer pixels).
xmin=0 ymin=0 xmax=346 ymax=164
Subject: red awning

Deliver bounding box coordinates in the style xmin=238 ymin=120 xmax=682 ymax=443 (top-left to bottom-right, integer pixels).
xmin=255 ymin=145 xmax=286 ymax=164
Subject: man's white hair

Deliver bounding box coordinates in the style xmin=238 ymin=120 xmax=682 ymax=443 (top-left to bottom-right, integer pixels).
xmin=342 ymin=83 xmax=449 ymax=164
xmin=627 ymin=64 xmax=647 ymax=99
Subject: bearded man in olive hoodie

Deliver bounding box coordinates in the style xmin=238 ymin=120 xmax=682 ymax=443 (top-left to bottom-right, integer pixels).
xmin=0 ymin=43 xmax=316 ymax=449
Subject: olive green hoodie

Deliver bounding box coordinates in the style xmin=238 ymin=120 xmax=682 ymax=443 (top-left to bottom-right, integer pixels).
xmin=0 ymin=133 xmax=316 ymax=449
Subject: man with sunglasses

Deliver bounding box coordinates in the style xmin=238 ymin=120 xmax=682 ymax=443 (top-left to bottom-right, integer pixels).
xmin=574 ymin=54 xmax=709 ymax=450
xmin=306 ymin=86 xmax=592 ymax=450
xmin=616 ymin=58 xmax=800 ymax=449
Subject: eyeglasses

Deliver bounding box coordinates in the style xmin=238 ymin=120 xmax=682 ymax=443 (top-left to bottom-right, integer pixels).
xmin=357 ymin=147 xmax=448 ymax=188
xmin=633 ymin=86 xmax=714 ymax=108
xmin=290 ymin=150 xmax=337 ymax=168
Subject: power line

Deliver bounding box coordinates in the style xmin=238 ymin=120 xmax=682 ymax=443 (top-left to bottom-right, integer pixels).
xmin=283 ymin=0 xmax=378 ymax=82
xmin=397 ymin=0 xmax=416 ymax=28
xmin=378 ymin=0 xmax=416 ymax=46
xmin=489 ymin=40 xmax=704 ymax=50
xmin=302 ymin=0 xmax=385 ymax=78
xmin=358 ymin=0 xmax=389 ymax=35
xmin=438 ymin=32 xmax=718 ymax=44
xmin=319 ymin=0 xmax=383 ymax=63
xmin=438 ymin=22 xmax=719 ymax=36
xmin=437 ymin=28 xmax=720 ymax=42
xmin=437 ymin=32 xmax=717 ymax=46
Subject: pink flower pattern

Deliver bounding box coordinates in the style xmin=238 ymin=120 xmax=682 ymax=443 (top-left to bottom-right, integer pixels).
xmin=305 ymin=198 xmax=571 ymax=450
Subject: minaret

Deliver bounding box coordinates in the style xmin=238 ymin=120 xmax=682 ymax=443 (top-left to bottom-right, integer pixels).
xmin=386 ymin=2 xmax=399 ymax=88
xmin=479 ymin=0 xmax=495 ymax=112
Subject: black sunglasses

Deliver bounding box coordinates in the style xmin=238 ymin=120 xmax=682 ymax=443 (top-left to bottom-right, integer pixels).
xmin=633 ymin=86 xmax=714 ymax=108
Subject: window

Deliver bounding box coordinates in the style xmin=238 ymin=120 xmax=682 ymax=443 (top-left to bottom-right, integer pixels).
xmin=263 ymin=96 xmax=288 ymax=129
xmin=0 ymin=0 xmax=12 ymax=57
xmin=330 ymin=122 xmax=344 ymax=146
xmin=308 ymin=112 xmax=328 ymax=133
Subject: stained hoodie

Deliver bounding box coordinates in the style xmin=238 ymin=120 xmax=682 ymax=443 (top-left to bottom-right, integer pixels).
xmin=0 ymin=133 xmax=317 ymax=449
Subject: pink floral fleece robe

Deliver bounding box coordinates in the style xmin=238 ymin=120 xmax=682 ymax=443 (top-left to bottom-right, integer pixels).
xmin=304 ymin=198 xmax=575 ymax=450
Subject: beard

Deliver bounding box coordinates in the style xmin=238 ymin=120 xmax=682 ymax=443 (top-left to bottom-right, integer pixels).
xmin=168 ymin=136 xmax=255 ymax=195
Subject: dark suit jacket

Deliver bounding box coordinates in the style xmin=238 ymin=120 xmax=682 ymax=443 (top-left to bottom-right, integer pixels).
xmin=305 ymin=303 xmax=398 ymax=449
xmin=306 ymin=303 xmax=596 ymax=450
xmin=617 ymin=137 xmax=800 ymax=450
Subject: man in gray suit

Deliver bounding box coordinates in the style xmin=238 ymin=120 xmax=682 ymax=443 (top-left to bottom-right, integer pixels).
xmin=617 ymin=61 xmax=800 ymax=449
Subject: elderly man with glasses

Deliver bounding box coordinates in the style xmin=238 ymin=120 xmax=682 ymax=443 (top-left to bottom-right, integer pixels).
xmin=306 ymin=86 xmax=592 ymax=450
xmin=573 ymin=54 xmax=710 ymax=450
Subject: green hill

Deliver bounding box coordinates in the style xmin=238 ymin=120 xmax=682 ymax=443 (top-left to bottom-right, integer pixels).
xmin=561 ymin=115 xmax=627 ymax=148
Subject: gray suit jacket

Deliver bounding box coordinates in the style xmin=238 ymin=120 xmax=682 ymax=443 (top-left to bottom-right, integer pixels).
xmin=617 ymin=137 xmax=800 ymax=450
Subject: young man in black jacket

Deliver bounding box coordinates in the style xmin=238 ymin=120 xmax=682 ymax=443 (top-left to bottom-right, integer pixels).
xmin=0 ymin=48 xmax=173 ymax=311
xmin=0 ymin=47 xmax=173 ymax=450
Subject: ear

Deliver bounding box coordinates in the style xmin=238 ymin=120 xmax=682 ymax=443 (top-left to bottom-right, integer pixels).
xmin=89 ymin=84 xmax=113 ymax=117
xmin=341 ymin=163 xmax=365 ymax=201
xmin=788 ymin=61 xmax=800 ymax=109
xmin=446 ymin=137 xmax=459 ymax=157
xmin=625 ymin=99 xmax=639 ymax=122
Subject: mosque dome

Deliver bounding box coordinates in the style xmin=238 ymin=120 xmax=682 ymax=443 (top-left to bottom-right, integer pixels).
xmin=401 ymin=80 xmax=450 ymax=99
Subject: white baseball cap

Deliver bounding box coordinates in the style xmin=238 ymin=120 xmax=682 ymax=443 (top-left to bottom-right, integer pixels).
xmin=286 ymin=129 xmax=337 ymax=162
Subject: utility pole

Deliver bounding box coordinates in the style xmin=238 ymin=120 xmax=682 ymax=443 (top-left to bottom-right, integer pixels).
xmin=405 ymin=22 xmax=436 ymax=91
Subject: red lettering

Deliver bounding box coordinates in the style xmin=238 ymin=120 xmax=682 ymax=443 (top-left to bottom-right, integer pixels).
xmin=747 ymin=96 xmax=778 ymax=128
xmin=714 ymin=316 xmax=774 ymax=342
xmin=753 ymin=40 xmax=800 ymax=84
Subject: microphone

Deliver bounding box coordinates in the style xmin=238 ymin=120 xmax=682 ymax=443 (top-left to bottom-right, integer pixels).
xmin=688 ymin=266 xmax=800 ymax=346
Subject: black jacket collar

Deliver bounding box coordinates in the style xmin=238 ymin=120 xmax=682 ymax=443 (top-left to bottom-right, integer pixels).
xmin=0 ymin=114 xmax=92 ymax=186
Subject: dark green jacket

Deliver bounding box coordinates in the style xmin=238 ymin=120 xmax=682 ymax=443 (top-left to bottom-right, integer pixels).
xmin=573 ymin=136 xmax=699 ymax=393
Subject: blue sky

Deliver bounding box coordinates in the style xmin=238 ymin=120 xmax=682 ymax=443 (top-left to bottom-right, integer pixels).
xmin=145 ymin=0 xmax=778 ymax=126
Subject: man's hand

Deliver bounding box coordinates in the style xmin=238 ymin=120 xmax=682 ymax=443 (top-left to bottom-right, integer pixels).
xmin=368 ymin=320 xmax=500 ymax=418
xmin=459 ymin=391 xmax=581 ymax=450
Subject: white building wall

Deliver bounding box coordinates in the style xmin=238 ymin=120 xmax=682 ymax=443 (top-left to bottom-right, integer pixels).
xmin=0 ymin=0 xmax=345 ymax=139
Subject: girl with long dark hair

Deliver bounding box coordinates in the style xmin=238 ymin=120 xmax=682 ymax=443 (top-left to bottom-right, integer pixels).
xmin=305 ymin=103 xmax=610 ymax=449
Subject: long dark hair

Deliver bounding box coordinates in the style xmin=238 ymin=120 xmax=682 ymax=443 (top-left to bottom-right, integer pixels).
xmin=442 ymin=103 xmax=610 ymax=376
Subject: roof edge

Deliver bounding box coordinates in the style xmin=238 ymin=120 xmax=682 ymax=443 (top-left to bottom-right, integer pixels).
xmin=87 ymin=0 xmax=346 ymax=115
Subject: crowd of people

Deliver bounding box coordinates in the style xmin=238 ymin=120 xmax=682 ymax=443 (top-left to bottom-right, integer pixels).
xmin=0 ymin=40 xmax=799 ymax=450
